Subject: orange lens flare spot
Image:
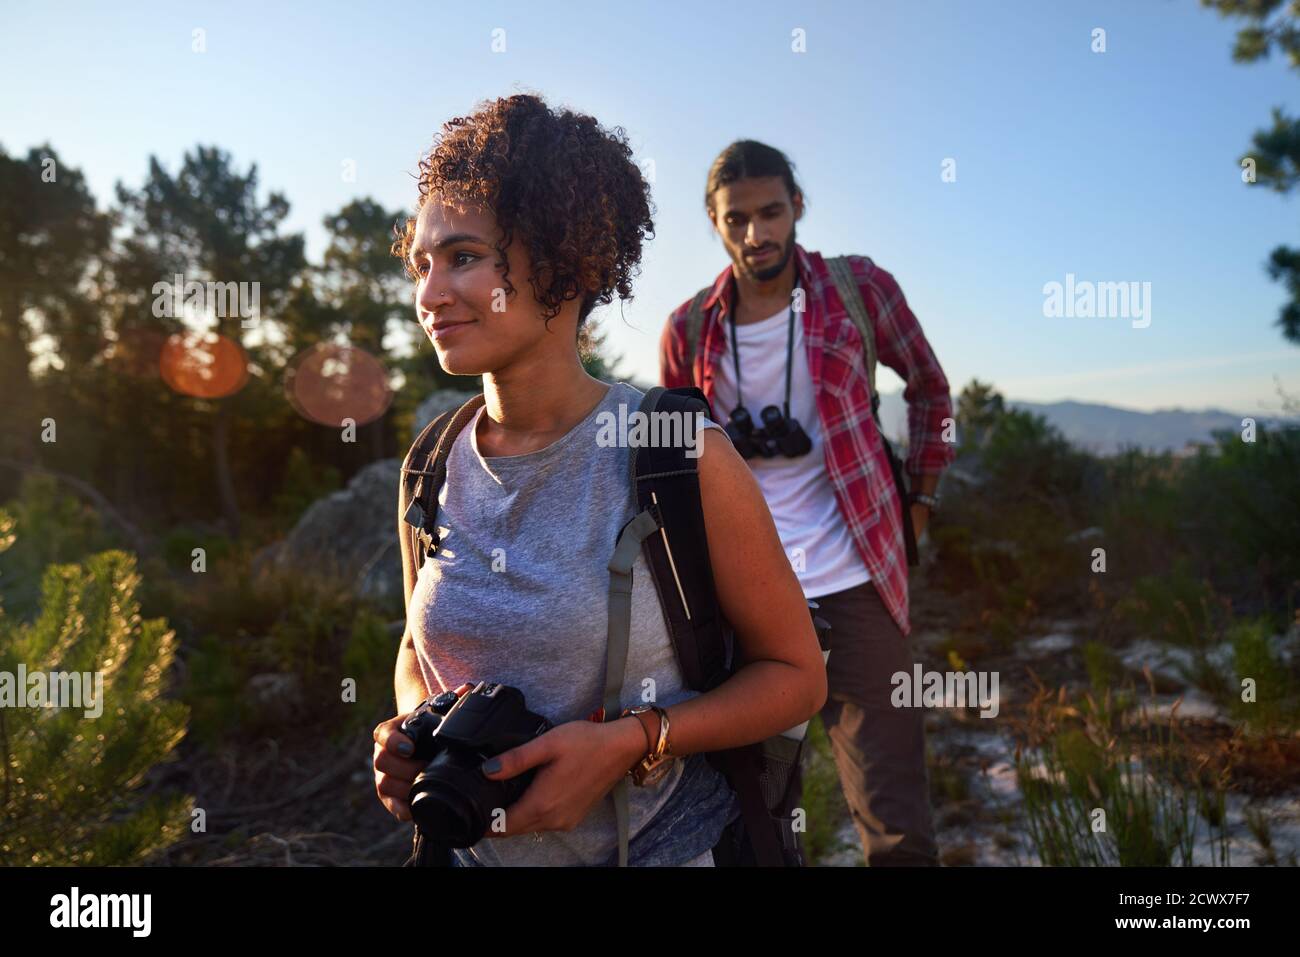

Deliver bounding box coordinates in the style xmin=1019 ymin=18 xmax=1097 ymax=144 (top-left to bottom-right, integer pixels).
xmin=159 ymin=331 xmax=249 ymax=399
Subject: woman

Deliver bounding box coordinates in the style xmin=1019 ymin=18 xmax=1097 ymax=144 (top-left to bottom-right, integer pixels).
xmin=372 ymin=94 xmax=826 ymax=866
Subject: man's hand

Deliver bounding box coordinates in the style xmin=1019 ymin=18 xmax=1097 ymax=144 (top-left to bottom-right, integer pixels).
xmin=908 ymin=472 xmax=940 ymax=543
xmin=909 ymin=503 xmax=930 ymax=541
xmin=480 ymin=717 xmax=647 ymax=837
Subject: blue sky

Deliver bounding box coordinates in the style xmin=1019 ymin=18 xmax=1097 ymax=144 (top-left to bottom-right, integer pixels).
xmin=4 ymin=0 xmax=1300 ymax=414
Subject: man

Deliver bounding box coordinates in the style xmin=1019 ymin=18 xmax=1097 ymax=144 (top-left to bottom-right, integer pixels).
xmin=660 ymin=140 xmax=954 ymax=866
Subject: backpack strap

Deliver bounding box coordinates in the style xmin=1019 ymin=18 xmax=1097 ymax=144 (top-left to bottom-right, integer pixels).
xmin=823 ymin=255 xmax=918 ymax=566
xmin=630 ymin=386 xmax=730 ymax=692
xmin=398 ymin=394 xmax=487 ymax=613
xmin=682 ymin=287 xmax=713 ymax=379
xmin=603 ymin=507 xmax=666 ymax=867
xmin=823 ymin=254 xmax=880 ymax=419
xmin=630 ymin=386 xmax=794 ymax=866
xmin=396 ymin=394 xmax=487 ymax=867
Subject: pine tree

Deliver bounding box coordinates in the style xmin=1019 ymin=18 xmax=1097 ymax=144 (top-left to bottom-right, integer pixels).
xmin=0 ymin=509 xmax=192 ymax=864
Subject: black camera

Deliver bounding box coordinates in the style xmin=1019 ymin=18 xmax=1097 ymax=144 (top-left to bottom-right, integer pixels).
xmin=400 ymin=681 xmax=553 ymax=848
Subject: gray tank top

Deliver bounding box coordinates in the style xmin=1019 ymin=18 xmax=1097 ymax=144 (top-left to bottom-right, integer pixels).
xmin=408 ymin=380 xmax=735 ymax=865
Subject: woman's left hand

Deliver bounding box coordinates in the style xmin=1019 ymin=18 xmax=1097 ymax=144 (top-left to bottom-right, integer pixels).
xmin=480 ymin=718 xmax=644 ymax=837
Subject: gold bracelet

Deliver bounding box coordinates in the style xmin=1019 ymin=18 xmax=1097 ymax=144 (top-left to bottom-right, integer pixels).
xmin=651 ymin=705 xmax=671 ymax=758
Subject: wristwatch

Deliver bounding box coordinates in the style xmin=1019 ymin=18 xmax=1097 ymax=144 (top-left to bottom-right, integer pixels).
xmin=621 ymin=704 xmax=674 ymax=787
xmin=909 ymin=491 xmax=941 ymax=512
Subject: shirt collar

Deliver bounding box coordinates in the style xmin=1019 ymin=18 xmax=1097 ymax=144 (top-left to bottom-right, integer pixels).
xmin=703 ymin=243 xmax=815 ymax=315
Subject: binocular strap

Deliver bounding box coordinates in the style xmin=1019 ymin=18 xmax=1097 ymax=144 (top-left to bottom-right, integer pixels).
xmin=604 ymin=507 xmax=662 ymax=867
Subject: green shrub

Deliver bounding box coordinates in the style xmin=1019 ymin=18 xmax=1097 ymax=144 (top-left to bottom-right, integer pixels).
xmin=1014 ymin=682 xmax=1230 ymax=867
xmin=0 ymin=511 xmax=192 ymax=865
xmin=269 ymin=446 xmax=341 ymax=534
xmin=800 ymin=715 xmax=855 ymax=864
xmin=0 ymin=474 xmax=120 ymax=619
xmin=174 ymin=558 xmax=392 ymax=743
xmin=1229 ymin=618 xmax=1298 ymax=730
xmin=1083 ymin=640 xmax=1123 ymax=694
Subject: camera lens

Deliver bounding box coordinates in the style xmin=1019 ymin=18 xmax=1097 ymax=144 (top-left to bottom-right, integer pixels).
xmin=409 ymin=753 xmax=502 ymax=847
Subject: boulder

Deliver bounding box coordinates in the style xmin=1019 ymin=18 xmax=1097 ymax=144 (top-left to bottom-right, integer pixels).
xmin=254 ymin=458 xmax=403 ymax=611
xmin=252 ymin=390 xmax=481 ymax=612
xmin=412 ymin=389 xmax=480 ymax=443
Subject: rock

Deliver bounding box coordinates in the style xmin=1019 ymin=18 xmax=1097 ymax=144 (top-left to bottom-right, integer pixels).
xmin=247 ymin=672 xmax=304 ymax=723
xmin=412 ymin=389 xmax=480 ymax=443
xmin=1132 ymin=689 xmax=1229 ymax=724
xmin=1269 ymin=624 xmax=1300 ymax=666
xmin=251 ymin=389 xmax=481 ymax=613
xmin=910 ymin=629 xmax=950 ymax=652
xmin=253 ymin=458 xmax=404 ymax=611
xmin=1023 ymin=633 xmax=1075 ymax=656
xmin=1118 ymin=639 xmax=1194 ymax=692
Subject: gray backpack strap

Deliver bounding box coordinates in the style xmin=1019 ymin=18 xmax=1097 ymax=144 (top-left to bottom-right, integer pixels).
xmin=824 ymin=255 xmax=878 ymax=414
xmin=604 ymin=507 xmax=662 ymax=867
xmin=601 ymin=383 xmax=678 ymax=867
xmin=683 ymin=287 xmax=712 ymax=373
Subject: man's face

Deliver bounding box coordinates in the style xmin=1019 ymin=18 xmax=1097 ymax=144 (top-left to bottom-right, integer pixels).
xmin=708 ymin=176 xmax=803 ymax=282
xmin=407 ymin=199 xmax=556 ymax=376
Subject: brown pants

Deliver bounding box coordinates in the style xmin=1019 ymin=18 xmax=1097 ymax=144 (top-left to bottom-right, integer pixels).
xmin=809 ymin=580 xmax=939 ymax=866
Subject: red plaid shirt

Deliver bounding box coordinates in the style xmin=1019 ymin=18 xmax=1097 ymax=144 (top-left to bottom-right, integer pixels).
xmin=659 ymin=244 xmax=954 ymax=636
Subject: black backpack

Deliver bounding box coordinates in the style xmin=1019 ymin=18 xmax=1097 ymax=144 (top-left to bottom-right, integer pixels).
xmin=395 ymin=385 xmax=825 ymax=867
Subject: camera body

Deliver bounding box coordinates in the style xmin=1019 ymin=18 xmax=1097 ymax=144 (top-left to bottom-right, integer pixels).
xmin=400 ymin=681 xmax=552 ymax=848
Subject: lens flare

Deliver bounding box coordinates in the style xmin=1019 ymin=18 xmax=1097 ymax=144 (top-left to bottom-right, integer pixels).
xmin=284 ymin=343 xmax=392 ymax=427
xmin=159 ymin=330 xmax=249 ymax=399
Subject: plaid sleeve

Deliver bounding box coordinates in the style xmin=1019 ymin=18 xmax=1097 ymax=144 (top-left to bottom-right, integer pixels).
xmin=852 ymin=258 xmax=955 ymax=475
xmin=659 ymin=303 xmax=695 ymax=389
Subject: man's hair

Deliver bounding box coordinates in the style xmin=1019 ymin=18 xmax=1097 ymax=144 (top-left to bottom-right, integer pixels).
xmin=392 ymin=93 xmax=655 ymax=347
xmin=704 ymin=140 xmax=805 ymax=212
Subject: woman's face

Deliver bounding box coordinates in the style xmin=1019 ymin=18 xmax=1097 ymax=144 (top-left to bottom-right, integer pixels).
xmin=407 ymin=198 xmax=564 ymax=376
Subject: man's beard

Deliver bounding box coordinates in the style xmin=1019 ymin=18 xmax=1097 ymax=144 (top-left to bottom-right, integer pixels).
xmin=740 ymin=224 xmax=797 ymax=282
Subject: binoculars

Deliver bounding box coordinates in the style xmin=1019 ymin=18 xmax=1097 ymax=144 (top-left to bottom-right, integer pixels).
xmin=724 ymin=404 xmax=813 ymax=459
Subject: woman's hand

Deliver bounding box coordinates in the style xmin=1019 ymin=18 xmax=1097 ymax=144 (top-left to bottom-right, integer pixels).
xmin=373 ymin=683 xmax=473 ymax=822
xmin=480 ymin=717 xmax=646 ymax=837
xmin=373 ymin=713 xmax=425 ymax=823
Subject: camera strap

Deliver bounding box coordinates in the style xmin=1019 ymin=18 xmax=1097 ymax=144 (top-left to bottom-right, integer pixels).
xmin=604 ymin=508 xmax=663 ymax=867
xmin=727 ymin=276 xmax=802 ymax=421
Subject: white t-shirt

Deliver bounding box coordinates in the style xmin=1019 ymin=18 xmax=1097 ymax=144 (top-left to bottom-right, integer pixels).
xmin=710 ymin=305 xmax=872 ymax=599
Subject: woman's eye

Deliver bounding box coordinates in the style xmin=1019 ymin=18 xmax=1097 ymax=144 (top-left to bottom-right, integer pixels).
xmin=453 ymin=251 xmax=477 ymax=267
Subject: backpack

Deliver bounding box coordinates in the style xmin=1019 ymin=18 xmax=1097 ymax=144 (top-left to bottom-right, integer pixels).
xmin=396 ymin=385 xmax=823 ymax=867
xmin=683 ymin=254 xmax=918 ymax=565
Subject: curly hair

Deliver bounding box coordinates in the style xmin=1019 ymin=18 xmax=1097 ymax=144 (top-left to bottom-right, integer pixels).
xmin=392 ymin=94 xmax=655 ymax=351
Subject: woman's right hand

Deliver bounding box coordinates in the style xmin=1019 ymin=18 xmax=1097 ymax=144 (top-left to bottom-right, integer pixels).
xmin=373 ymin=714 xmax=425 ymax=823
xmin=373 ymin=683 xmax=474 ymax=822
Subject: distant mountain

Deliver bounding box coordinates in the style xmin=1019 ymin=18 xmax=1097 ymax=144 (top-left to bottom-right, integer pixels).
xmin=875 ymin=392 xmax=1290 ymax=455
